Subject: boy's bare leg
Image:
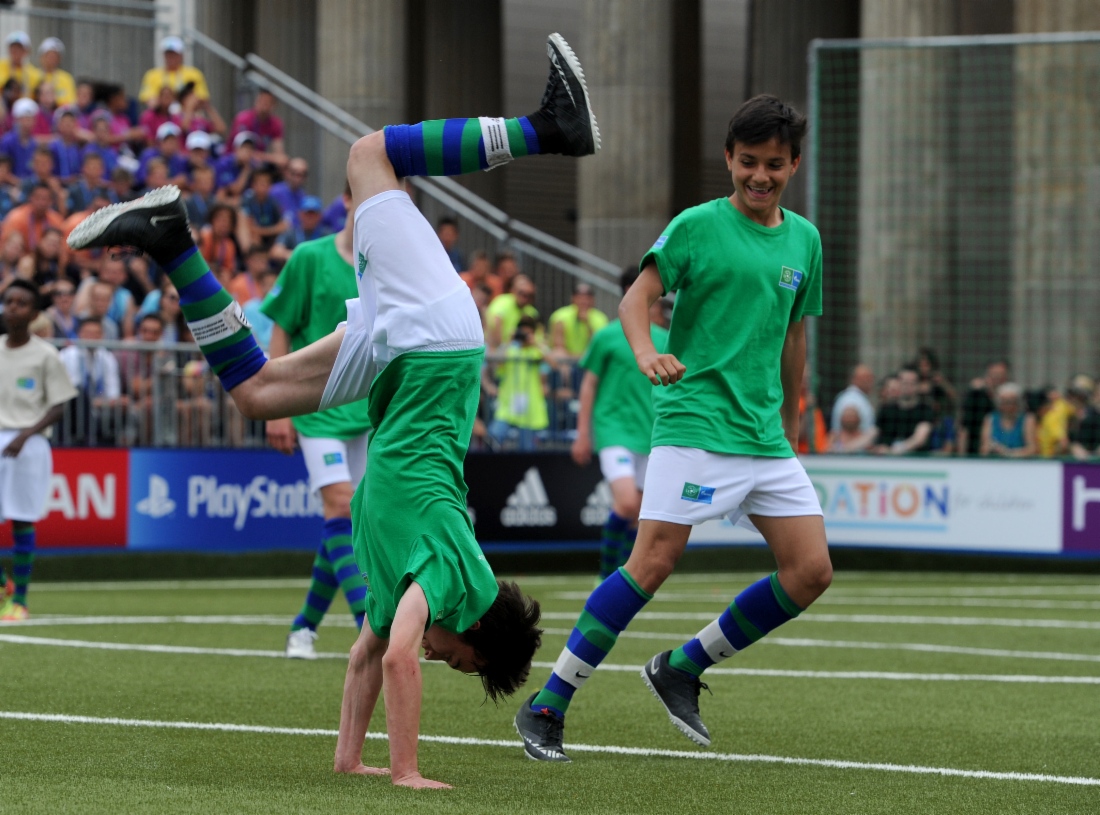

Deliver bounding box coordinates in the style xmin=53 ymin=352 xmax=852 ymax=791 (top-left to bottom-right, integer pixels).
xmin=346 ymin=131 xmax=402 ymax=211
xmin=333 ymin=624 xmax=390 ymax=776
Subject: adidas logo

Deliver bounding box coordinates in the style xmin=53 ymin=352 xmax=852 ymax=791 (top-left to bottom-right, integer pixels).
xmin=581 ymin=479 xmax=613 ymax=527
xmin=500 ymin=467 xmax=557 ymax=527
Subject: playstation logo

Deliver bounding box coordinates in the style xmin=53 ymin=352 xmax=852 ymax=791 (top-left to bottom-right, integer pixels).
xmin=136 ymin=474 xmax=176 ymax=518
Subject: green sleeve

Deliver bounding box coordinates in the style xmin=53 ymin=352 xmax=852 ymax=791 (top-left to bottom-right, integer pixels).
xmin=579 ymin=327 xmax=606 ymax=375
xmin=640 ymin=212 xmax=693 ymax=294
xmin=260 ymin=250 xmax=311 ymax=335
xmin=792 ymin=228 xmax=823 ymax=322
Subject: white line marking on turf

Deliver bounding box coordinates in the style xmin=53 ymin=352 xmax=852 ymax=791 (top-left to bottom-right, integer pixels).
xmin=30 ymin=579 xmax=311 ymax=593
xmin=550 ymin=592 xmax=1100 ymax=611
xmin=4 ymin=634 xmax=1098 ymax=685
xmin=2 ymin=710 xmax=1097 ymax=787
xmin=539 ymin=611 xmax=1100 ymax=630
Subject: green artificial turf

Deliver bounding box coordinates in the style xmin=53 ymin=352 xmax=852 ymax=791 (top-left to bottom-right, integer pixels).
xmin=2 ymin=571 xmax=1098 ymax=814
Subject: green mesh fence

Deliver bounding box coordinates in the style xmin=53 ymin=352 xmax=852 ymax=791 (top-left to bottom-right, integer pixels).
xmin=808 ymin=34 xmax=1100 ymax=422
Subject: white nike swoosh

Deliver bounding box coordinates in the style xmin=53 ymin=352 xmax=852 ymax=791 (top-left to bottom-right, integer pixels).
xmin=150 ymin=215 xmax=180 ymax=226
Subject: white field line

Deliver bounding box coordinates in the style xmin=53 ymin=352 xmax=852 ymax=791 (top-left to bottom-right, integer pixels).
xmin=538 ymin=611 xmax=1100 ymax=630
xmin=2 ymin=710 xmax=1097 ymax=787
xmin=5 ymin=616 xmax=1100 ymax=664
xmin=550 ymin=592 xmax=1100 ymax=611
xmin=3 ymin=633 xmax=1099 ymax=685
xmin=30 ymin=579 xmax=312 ymax=593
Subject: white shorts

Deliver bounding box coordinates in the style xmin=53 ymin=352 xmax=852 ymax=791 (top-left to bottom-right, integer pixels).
xmin=0 ymin=430 xmax=53 ymax=523
xmin=319 ymin=189 xmax=484 ymax=411
xmin=599 ymin=446 xmax=648 ymax=491
xmin=298 ymin=433 xmax=368 ymax=495
xmin=640 ymin=446 xmax=822 ymax=530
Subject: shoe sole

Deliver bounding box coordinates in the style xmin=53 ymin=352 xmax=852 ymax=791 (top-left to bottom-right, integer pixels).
xmin=67 ymin=184 xmax=183 ymax=251
xmin=640 ymin=668 xmax=711 ymax=747
xmin=548 ymin=32 xmax=602 ymax=153
xmin=513 ymin=718 xmax=572 ymax=763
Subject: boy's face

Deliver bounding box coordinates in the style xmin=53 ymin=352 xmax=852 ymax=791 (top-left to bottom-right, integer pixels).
xmin=78 ymin=321 xmax=103 ymax=341
xmin=252 ymin=174 xmax=271 ymax=196
xmin=83 ymin=157 xmax=104 ymax=184
xmin=421 ymin=625 xmax=482 ymax=674
xmin=32 ymin=152 xmax=52 ymax=177
xmin=726 ymin=136 xmax=799 ymax=223
xmin=2 ymin=287 xmax=37 ymax=330
xmin=193 ymin=169 xmax=214 ymax=194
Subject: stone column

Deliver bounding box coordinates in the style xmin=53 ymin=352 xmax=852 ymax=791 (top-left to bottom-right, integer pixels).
xmin=576 ymin=0 xmax=673 ymax=269
xmin=315 ymin=0 xmax=407 ymax=202
xmin=1011 ymin=1 xmax=1100 ymax=387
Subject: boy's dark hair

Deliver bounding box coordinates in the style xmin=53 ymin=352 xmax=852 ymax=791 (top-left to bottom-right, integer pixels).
xmin=437 ymin=216 xmax=457 ymax=231
xmin=139 ymin=312 xmax=165 ymax=329
xmin=4 ymin=278 xmax=40 ymax=303
xmin=79 ymin=315 xmax=103 ymax=329
xmin=462 ymin=580 xmax=542 ymax=702
xmin=246 ymin=244 xmax=269 ymax=259
xmin=725 ymin=94 xmax=808 ymax=159
xmin=620 ymin=266 xmax=640 ymax=294
xmin=251 ymin=166 xmax=275 ymax=184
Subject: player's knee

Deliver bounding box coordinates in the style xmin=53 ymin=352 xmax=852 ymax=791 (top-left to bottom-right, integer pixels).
xmin=796 ymin=556 xmax=833 ymax=603
xmin=614 ymin=494 xmax=642 ymax=521
xmin=321 ymin=490 xmax=352 ymax=519
xmin=347 ymin=131 xmax=387 ymax=177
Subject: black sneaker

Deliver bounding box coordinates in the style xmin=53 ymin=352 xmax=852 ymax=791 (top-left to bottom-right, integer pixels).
xmin=534 ymin=33 xmax=601 ymax=157
xmin=514 ymin=693 xmax=571 ymax=762
xmin=641 ymin=651 xmax=712 ymax=747
xmin=66 ymin=185 xmax=192 ymax=265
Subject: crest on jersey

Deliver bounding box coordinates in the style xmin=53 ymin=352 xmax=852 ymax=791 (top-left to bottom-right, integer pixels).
xmin=779 ymin=266 xmax=803 ymax=291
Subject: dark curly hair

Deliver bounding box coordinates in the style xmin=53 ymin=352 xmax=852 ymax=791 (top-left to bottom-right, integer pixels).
xmin=725 ymin=94 xmax=808 ymax=159
xmin=461 ymin=580 xmax=542 ymax=702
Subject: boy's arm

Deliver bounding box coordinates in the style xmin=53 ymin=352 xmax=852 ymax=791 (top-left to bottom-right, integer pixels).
xmin=571 ymin=370 xmax=598 ymax=466
xmin=620 ymin=264 xmax=684 ymax=386
xmin=382 ymin=582 xmax=452 ymax=790
xmin=229 ymin=327 xmax=343 ymax=421
xmin=333 ymin=625 xmax=391 ymax=776
xmin=263 ymin=324 xmax=297 ymax=454
xmin=780 ymin=320 xmax=806 ymax=452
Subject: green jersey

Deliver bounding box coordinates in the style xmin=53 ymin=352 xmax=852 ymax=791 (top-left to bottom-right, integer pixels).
xmin=641 ymin=198 xmax=823 ymax=457
xmin=579 ymin=320 xmax=668 ymax=454
xmin=260 ymin=235 xmax=371 ymax=440
xmin=353 ymin=348 xmax=498 ymax=638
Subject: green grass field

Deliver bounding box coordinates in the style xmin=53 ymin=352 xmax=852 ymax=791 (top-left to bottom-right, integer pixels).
xmin=3 ymin=569 xmax=1098 ymax=814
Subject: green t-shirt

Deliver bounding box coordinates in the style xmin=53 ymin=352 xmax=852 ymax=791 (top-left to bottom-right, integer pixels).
xmin=493 ymin=344 xmax=549 ymax=430
xmin=579 ymin=320 xmax=668 ymax=454
xmin=641 ymin=198 xmax=823 ymax=457
xmin=353 ymin=349 xmax=498 ymax=638
xmin=549 ymin=303 xmax=609 ymax=356
xmin=260 ymin=235 xmax=371 ymax=440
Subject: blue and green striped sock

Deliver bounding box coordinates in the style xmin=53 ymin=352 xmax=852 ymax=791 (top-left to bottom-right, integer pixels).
xmin=291 ymin=541 xmax=338 ymax=632
xmin=323 ymin=518 xmax=367 ymax=630
xmin=598 ymin=511 xmax=629 ymax=579
xmin=11 ymin=522 xmax=35 ymax=608
xmin=668 ymin=572 xmax=803 ymax=677
xmin=383 ymin=116 xmax=541 ymax=177
xmin=165 ymin=247 xmax=266 ymax=391
xmin=531 ymin=567 xmax=652 ymax=718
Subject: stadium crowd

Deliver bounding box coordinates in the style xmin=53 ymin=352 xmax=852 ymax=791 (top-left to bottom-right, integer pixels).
xmin=0 ymin=30 xmax=1097 ymax=458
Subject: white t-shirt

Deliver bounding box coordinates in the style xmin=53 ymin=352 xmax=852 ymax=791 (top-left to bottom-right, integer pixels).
xmin=0 ymin=334 xmax=78 ymax=434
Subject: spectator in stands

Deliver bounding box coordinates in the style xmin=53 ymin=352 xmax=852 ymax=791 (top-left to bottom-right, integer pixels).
xmin=198 ymin=203 xmax=238 ymax=282
xmin=122 ymin=253 xmax=155 ymax=308
xmin=59 ymin=317 xmax=126 ymax=446
xmin=1070 ymin=381 xmax=1100 ymax=460
xmin=35 ymin=38 xmax=75 ymax=107
xmin=269 ymin=156 xmax=308 ymax=225
xmin=0 ymin=156 xmax=20 ymax=218
xmin=137 ymin=123 xmax=188 ymax=188
xmin=486 ymin=273 xmax=539 ymax=349
xmin=78 ymin=280 xmax=120 ymax=340
xmin=1 ymin=98 xmax=39 ymax=179
xmin=184 ymin=164 xmax=216 ymax=227
xmin=30 ymin=81 xmax=58 ymax=138
xmin=118 ymin=312 xmax=169 ymax=446
xmin=74 ymin=255 xmax=135 ymax=340
xmin=2 ymin=183 xmax=64 ymax=250
xmin=82 ymin=111 xmax=119 ymax=174
xmin=45 ymin=279 xmax=77 ymax=340
xmin=22 ymin=146 xmax=66 ymax=215
xmin=17 ymin=226 xmax=68 ymax=300
xmin=436 ymin=217 xmax=463 ymax=273
xmin=0 ymin=232 xmax=25 ymax=292
xmin=958 ymin=359 xmax=1010 ymax=456
xmin=549 ymin=281 xmax=608 ymax=359
xmin=66 ymin=152 xmax=110 ymax=215
xmin=271 ymin=195 xmax=329 ymax=261
xmin=177 ymin=80 xmax=225 ymax=137
xmin=320 ymin=192 xmax=346 ymax=233
xmin=156 ymin=281 xmax=185 ymax=343
xmin=229 ymin=245 xmax=270 ymax=306
xmin=1038 ymin=374 xmax=1094 ymax=458
xmin=872 ymin=367 xmax=934 ymax=455
xmin=0 ymin=78 xmax=23 ymax=133
xmin=0 ymin=32 xmax=41 ymax=100
xmin=241 ymin=265 xmax=276 ymax=353
xmin=49 ymin=106 xmax=81 ymax=183
xmin=979 ymin=382 xmax=1036 ymax=458
xmin=139 ymin=85 xmax=181 ymax=144
xmin=139 ymin=156 xmax=170 ymax=195
xmin=879 ymin=374 xmax=900 ymax=408
xmin=798 ymin=366 xmax=827 ymax=454
xmin=459 ymin=249 xmax=501 ymax=296
xmin=62 ymin=191 xmax=112 ymax=281
xmin=74 ymin=79 xmax=95 ymax=125
xmin=229 ymin=89 xmax=286 ymax=169
xmin=183 ymin=130 xmax=212 ymax=178
xmin=494 ymin=250 xmax=520 ymax=294
xmin=826 ymin=405 xmax=877 ymax=453
xmin=139 ymin=36 xmax=210 ymax=108
xmin=214 ymin=131 xmax=258 ymax=201
xmin=103 ymin=84 xmax=146 ymax=146
xmin=109 ymin=166 xmax=136 ymax=203
xmin=240 ymin=166 xmax=286 ymax=250
xmin=485 ymin=315 xmax=550 ymax=450
xmin=830 ymin=363 xmax=876 ymax=434
xmin=914 ymin=347 xmax=956 ymax=410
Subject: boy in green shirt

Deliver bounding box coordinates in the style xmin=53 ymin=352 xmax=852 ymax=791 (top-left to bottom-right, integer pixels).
xmin=69 ymin=33 xmax=597 ymax=788
xmin=518 ymin=95 xmax=831 ymax=762
xmin=571 ymin=268 xmax=667 ymax=578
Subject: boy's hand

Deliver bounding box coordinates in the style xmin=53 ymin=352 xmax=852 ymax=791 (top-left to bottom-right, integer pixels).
xmin=636 ymin=351 xmax=685 ymax=386
xmin=392 ymin=773 xmax=453 ymax=790
xmin=571 ymin=434 xmax=592 ymax=466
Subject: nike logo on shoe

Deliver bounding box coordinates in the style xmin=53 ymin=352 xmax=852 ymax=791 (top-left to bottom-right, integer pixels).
xmin=150 ymin=215 xmax=181 ymax=226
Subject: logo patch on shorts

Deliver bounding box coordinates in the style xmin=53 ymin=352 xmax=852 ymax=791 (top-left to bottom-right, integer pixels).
xmin=617 ymin=455 xmax=631 ymax=465
xmin=651 ymin=235 xmax=669 ymax=251
xmin=681 ymin=482 xmax=715 ymax=504
xmin=323 ymin=452 xmax=344 ymax=466
xmin=16 ymin=377 xmax=34 ymax=389
xmin=779 ymin=266 xmax=803 ymax=291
